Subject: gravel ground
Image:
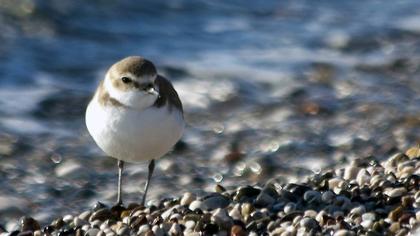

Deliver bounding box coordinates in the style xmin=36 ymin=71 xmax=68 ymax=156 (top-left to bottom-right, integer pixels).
xmin=2 ymin=146 xmax=419 ymax=236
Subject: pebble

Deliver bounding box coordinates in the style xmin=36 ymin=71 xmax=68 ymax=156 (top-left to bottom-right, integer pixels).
xmin=137 ymin=224 xmax=150 ymax=235
xmin=201 ymin=194 xmax=230 ymax=210
xmin=188 ymin=200 xmax=203 ymax=211
xmin=4 ymin=147 xmax=420 ymax=235
xmin=356 ymin=169 xmax=370 ymax=186
xmin=169 ymin=223 xmax=182 ymax=236
xmin=79 ymin=211 xmax=92 ymax=221
xmin=321 ymin=190 xmax=335 ymax=204
xmin=211 ymin=208 xmax=232 ymax=228
xmin=20 ymin=217 xmax=40 ymax=232
xmin=344 ymin=166 xmax=360 ymax=180
xmin=299 ymin=217 xmax=319 ymax=230
xmin=230 ymin=225 xmax=246 ymax=236
xmin=89 ymin=208 xmax=113 ymax=222
xmin=384 ymin=187 xmax=407 ymax=198
xmin=255 ymin=193 xmax=275 ymax=206
xmin=180 ymin=192 xmax=196 ymax=206
xmin=303 ymin=190 xmax=321 ymax=204
xmin=84 ymin=228 xmax=100 ymax=236
xmin=333 ymin=229 xmax=355 ymax=236
xmin=228 ymin=204 xmax=242 ymax=220
xmin=283 ymin=203 xmax=296 ymax=214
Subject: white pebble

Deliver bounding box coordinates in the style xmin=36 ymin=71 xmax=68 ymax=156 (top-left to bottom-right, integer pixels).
xmin=228 ymin=204 xmax=242 ymax=220
xmin=181 ymin=192 xmax=196 ymax=206
xmin=63 ymin=214 xmax=73 ymax=223
xmin=356 ymin=169 xmax=370 ymax=186
xmin=384 ymin=187 xmax=407 ymax=198
xmin=344 ymin=166 xmax=360 ymax=180
xmin=189 ymin=200 xmax=203 ymax=211
xmin=211 ymin=208 xmax=232 ymax=227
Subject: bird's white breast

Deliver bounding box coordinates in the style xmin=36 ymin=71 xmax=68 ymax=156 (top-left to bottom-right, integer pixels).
xmin=85 ymin=97 xmax=184 ymax=163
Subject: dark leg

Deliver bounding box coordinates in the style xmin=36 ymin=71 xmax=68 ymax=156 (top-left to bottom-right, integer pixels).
xmin=117 ymin=160 xmax=124 ymax=205
xmin=141 ymin=159 xmax=155 ymax=206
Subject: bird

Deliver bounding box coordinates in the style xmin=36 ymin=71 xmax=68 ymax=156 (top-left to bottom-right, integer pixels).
xmin=85 ymin=56 xmax=184 ymax=206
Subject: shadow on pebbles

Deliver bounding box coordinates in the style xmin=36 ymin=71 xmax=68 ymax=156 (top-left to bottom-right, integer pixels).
xmin=2 ymin=147 xmax=420 ymax=236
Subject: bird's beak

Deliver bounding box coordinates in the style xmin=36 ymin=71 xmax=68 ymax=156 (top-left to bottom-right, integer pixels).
xmin=147 ymin=86 xmax=159 ymax=96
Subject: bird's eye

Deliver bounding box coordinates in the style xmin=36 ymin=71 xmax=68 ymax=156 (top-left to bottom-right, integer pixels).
xmin=144 ymin=83 xmax=154 ymax=91
xmin=121 ymin=77 xmax=131 ymax=84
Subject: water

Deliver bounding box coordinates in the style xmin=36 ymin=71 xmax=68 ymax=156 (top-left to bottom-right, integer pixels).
xmin=0 ymin=0 xmax=420 ymax=227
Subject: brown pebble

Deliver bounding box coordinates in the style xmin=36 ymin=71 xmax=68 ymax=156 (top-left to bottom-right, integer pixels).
xmin=230 ymin=224 xmax=246 ymax=236
xmin=20 ymin=216 xmax=40 ymax=232
xmin=388 ymin=206 xmax=403 ymax=222
xmin=89 ymin=208 xmax=113 ymax=222
xmin=215 ymin=184 xmax=227 ymax=193
xmin=121 ymin=210 xmax=131 ymax=218
xmin=75 ymin=228 xmax=83 ymax=236
xmin=145 ymin=230 xmax=155 ymax=236
xmin=398 ymin=212 xmax=413 ymax=225
xmin=405 ymin=146 xmax=420 ymax=159
xmin=401 ymin=196 xmax=414 ymax=208
xmin=389 ymin=222 xmax=400 ymax=233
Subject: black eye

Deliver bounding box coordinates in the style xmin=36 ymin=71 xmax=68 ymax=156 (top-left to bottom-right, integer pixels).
xmin=121 ymin=77 xmax=131 ymax=84
xmin=144 ymin=83 xmax=154 ymax=90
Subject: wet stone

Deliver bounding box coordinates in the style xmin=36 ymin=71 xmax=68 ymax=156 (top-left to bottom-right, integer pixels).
xmin=20 ymin=216 xmax=40 ymax=232
xmin=201 ymin=194 xmax=230 ymax=210
xmin=89 ymin=208 xmax=113 ymax=222
xmin=300 ymin=217 xmax=319 ymax=230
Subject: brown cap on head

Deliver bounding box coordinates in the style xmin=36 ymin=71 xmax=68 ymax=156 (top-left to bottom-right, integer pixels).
xmin=110 ymin=56 xmax=157 ymax=78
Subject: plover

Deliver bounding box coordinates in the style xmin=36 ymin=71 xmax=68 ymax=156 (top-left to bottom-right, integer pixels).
xmin=85 ymin=56 xmax=184 ymax=205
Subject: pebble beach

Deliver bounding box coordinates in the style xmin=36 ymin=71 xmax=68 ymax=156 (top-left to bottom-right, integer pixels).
xmin=4 ymin=146 xmax=419 ymax=236
xmin=1 ymin=1 xmax=420 ymax=236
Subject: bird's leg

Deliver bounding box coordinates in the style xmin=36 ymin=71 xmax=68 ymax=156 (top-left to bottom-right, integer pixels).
xmin=141 ymin=159 xmax=155 ymax=206
xmin=116 ymin=160 xmax=124 ymax=206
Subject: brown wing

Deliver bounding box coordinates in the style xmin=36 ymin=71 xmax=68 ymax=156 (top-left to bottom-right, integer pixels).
xmin=153 ymin=75 xmax=183 ymax=113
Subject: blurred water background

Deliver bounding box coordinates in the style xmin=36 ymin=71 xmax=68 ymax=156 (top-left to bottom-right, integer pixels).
xmin=0 ymin=0 xmax=420 ymax=227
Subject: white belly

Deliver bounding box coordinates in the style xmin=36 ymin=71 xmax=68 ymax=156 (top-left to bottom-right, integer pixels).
xmin=85 ymin=99 xmax=184 ymax=163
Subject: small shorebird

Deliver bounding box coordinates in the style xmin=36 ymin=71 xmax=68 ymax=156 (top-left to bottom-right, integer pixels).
xmin=85 ymin=56 xmax=184 ymax=206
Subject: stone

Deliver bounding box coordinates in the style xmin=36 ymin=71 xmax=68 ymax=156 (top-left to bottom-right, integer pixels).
xmin=169 ymin=223 xmax=182 ymax=236
xmin=202 ymin=194 xmax=230 ymax=210
xmin=20 ymin=216 xmax=40 ymax=232
xmin=384 ymin=187 xmax=407 ymax=198
xmin=89 ymin=208 xmax=112 ymax=222
xmin=344 ymin=166 xmax=360 ymax=180
xmin=189 ymin=200 xmax=203 ymax=211
xmin=230 ymin=225 xmax=246 ymax=236
xmin=180 ymin=192 xmax=196 ymax=206
xmin=84 ymin=228 xmax=100 ymax=236
xmin=211 ymin=208 xmax=232 ymax=228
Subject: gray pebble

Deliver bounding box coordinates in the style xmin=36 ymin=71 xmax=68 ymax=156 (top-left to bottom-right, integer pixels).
xmin=284 ymin=203 xmax=296 ymax=214
xmin=304 ymin=191 xmax=321 ymax=204
xmin=169 ymin=223 xmax=182 ymax=236
xmin=84 ymin=228 xmax=100 ymax=236
xmin=321 ymin=190 xmax=335 ymax=204
xmin=202 ymin=194 xmax=230 ymax=210
xmin=255 ymin=193 xmax=275 ymax=206
xmin=116 ymin=226 xmax=129 ymax=236
xmin=79 ymin=211 xmax=92 ymax=221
